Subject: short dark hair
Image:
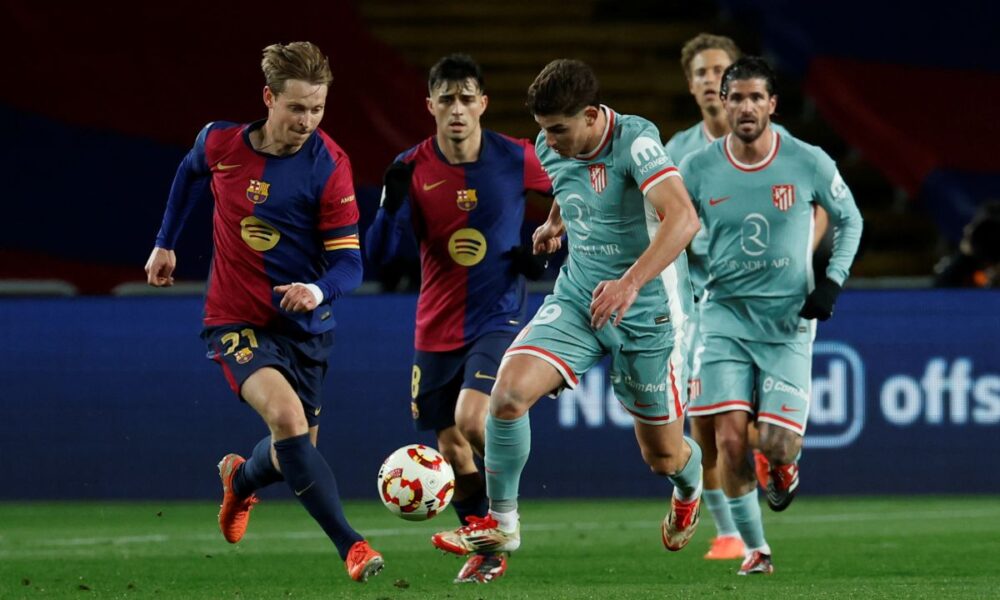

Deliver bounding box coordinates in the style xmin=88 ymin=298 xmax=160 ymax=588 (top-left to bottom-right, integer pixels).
xmin=428 ymin=53 xmax=484 ymax=94
xmin=526 ymin=59 xmax=601 ymax=116
xmin=720 ymin=56 xmax=777 ymax=99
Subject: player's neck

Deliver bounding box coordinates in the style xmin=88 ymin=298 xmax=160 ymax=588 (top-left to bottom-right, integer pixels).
xmin=580 ymin=108 xmax=608 ymax=157
xmin=729 ymin=125 xmax=775 ymax=164
xmin=436 ymin=129 xmax=482 ymax=164
xmin=701 ymin=112 xmax=729 ymax=140
xmin=251 ymin=121 xmax=304 ymax=157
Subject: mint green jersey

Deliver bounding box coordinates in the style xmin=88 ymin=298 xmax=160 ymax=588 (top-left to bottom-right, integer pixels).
xmin=667 ymin=121 xmax=790 ymax=297
xmin=536 ymin=106 xmax=693 ymax=344
xmin=679 ymin=129 xmax=863 ymax=342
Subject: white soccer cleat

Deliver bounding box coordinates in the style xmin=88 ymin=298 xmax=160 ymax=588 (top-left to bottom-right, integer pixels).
xmin=432 ymin=515 xmax=520 ymax=555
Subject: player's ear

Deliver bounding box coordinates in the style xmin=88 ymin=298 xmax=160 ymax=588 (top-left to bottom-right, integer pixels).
xmin=425 ymin=97 xmax=435 ymax=116
xmin=263 ymin=86 xmax=275 ymax=109
xmin=768 ymin=94 xmax=777 ymax=116
xmin=583 ymin=105 xmax=600 ymax=126
xmin=480 ymin=94 xmax=489 ymax=112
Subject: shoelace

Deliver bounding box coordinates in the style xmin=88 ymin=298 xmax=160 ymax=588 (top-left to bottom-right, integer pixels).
xmin=347 ymin=544 xmax=370 ymax=564
xmin=458 ymin=515 xmax=497 ymax=534
xmin=673 ymin=498 xmax=698 ymax=528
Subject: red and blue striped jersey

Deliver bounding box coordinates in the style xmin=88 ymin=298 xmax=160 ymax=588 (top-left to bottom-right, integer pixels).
xmin=155 ymin=120 xmax=362 ymax=334
xmin=367 ymin=130 xmax=552 ymax=351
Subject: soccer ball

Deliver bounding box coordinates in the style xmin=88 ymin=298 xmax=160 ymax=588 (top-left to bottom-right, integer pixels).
xmin=377 ymin=444 xmax=455 ymax=521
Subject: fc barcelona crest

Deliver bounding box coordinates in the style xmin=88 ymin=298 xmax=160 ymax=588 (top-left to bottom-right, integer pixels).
xmin=771 ymin=184 xmax=795 ymax=211
xmin=456 ymin=189 xmax=478 ymax=211
xmin=246 ymin=179 xmax=271 ymax=204
xmin=589 ymin=163 xmax=607 ymax=194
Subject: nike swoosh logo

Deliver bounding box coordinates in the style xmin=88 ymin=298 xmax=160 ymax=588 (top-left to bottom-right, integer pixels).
xmin=294 ymin=481 xmax=315 ymax=496
xmin=474 ymin=371 xmax=496 ymax=381
xmin=215 ymin=162 xmax=242 ymax=171
xmin=780 ymin=404 xmax=800 ymax=413
xmin=423 ymin=179 xmax=447 ymax=191
xmin=708 ymin=196 xmax=731 ymax=206
xmin=635 ymin=401 xmax=655 ymax=408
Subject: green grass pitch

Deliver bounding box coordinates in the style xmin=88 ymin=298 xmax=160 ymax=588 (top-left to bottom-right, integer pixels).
xmin=2 ymin=496 xmax=998 ymax=598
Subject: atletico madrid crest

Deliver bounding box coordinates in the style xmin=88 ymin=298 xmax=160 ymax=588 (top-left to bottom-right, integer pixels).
xmin=772 ymin=184 xmax=795 ymax=211
xmin=589 ymin=163 xmax=607 ymax=194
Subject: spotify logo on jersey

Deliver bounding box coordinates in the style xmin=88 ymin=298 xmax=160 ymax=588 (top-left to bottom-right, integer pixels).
xmin=448 ymin=228 xmax=487 ymax=266
xmin=240 ymin=216 xmax=281 ymax=251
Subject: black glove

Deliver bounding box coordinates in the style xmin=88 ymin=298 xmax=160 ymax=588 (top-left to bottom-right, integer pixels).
xmin=504 ymin=245 xmax=549 ymax=281
xmin=799 ymin=279 xmax=842 ymax=321
xmin=381 ymin=161 xmax=414 ymax=214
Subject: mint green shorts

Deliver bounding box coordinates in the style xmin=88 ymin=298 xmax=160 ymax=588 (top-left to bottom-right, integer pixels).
xmin=505 ymin=292 xmax=688 ymax=425
xmin=687 ymin=334 xmax=812 ymax=435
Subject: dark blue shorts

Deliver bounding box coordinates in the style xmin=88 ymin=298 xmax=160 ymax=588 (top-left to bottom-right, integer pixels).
xmin=410 ymin=331 xmax=517 ymax=432
xmin=202 ymin=324 xmax=333 ymax=427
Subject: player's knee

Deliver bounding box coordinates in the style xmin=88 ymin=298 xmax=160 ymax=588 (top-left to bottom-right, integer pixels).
xmin=263 ymin=406 xmax=309 ymax=439
xmin=760 ymin=429 xmax=801 ymax=465
xmin=650 ymin=455 xmax=687 ymax=477
xmin=489 ymin=382 xmax=531 ymax=419
xmin=715 ymin=429 xmax=748 ymax=467
xmin=640 ymin=443 xmax=687 ymax=476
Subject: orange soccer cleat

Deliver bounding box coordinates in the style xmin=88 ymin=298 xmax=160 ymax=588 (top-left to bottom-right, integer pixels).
xmin=704 ymin=535 xmax=746 ymax=560
xmin=217 ymin=454 xmax=259 ymax=543
xmin=345 ymin=540 xmax=384 ymax=582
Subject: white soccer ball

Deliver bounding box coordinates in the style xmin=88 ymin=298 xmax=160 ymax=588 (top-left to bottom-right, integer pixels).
xmin=377 ymin=444 xmax=455 ymax=521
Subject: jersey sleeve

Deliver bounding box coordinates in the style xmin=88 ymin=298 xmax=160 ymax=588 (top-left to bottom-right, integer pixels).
xmin=154 ymin=123 xmax=213 ymax=249
xmin=522 ymin=140 xmax=553 ymax=194
xmin=311 ymin=151 xmax=362 ymax=299
xmin=318 ymin=152 xmax=360 ymax=235
xmin=811 ymin=149 xmax=863 ymax=285
xmin=622 ymin=121 xmax=680 ymax=196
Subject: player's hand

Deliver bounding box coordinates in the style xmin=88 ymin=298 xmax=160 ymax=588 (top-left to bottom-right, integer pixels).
xmin=381 ymin=161 xmax=414 ymax=214
xmin=799 ymin=279 xmax=842 ymax=321
xmin=590 ymin=277 xmax=639 ymax=329
xmin=274 ymin=283 xmax=319 ymax=313
xmin=145 ymin=247 xmax=176 ymax=287
xmin=504 ymin=245 xmax=549 ymax=280
xmin=532 ymin=220 xmax=564 ymax=254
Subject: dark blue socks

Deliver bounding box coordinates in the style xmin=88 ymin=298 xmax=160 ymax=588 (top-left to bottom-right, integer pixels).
xmin=451 ymin=472 xmax=488 ymax=525
xmin=233 ymin=436 xmax=283 ymax=498
xmin=273 ymin=433 xmax=362 ymax=560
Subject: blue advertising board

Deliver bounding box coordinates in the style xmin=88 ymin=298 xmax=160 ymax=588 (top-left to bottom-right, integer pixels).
xmin=0 ymin=290 xmax=997 ymax=500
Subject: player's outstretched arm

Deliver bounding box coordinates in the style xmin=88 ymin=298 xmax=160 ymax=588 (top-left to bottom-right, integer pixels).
xmin=145 ymin=247 xmax=176 ymax=287
xmin=590 ymin=177 xmax=699 ymax=329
